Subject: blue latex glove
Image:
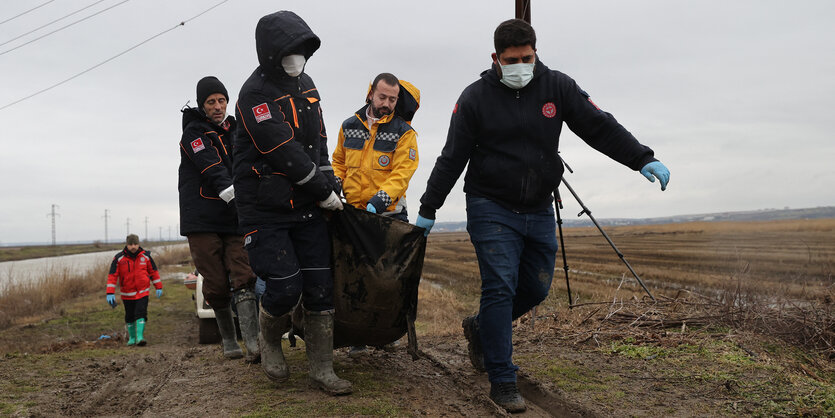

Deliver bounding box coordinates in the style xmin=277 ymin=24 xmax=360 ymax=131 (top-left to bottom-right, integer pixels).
xmin=415 ymin=215 xmax=435 ymax=237
xmin=366 ymin=204 xmax=377 ymax=213
xmin=106 ymin=294 xmax=117 ymax=308
xmin=156 ymin=289 xmax=163 ymax=298
xmin=640 ymin=161 xmax=670 ymax=191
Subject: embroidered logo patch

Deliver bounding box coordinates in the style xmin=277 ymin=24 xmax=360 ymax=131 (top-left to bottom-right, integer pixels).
xmin=191 ymin=138 xmax=205 ymax=153
xmin=378 ymin=155 xmax=391 ymax=167
xmin=244 ymin=235 xmax=252 ymax=246
xmin=409 ymin=148 xmax=416 ymax=160
xmin=542 ymin=102 xmax=556 ymax=118
xmin=252 ymin=103 xmax=272 ymax=123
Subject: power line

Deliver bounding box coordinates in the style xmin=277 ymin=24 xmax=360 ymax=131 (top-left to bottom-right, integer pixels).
xmin=0 ymin=0 xmax=131 ymax=56
xmin=0 ymin=0 xmax=230 ymax=112
xmin=0 ymin=0 xmax=57 ymax=26
xmin=0 ymin=0 xmax=109 ymax=48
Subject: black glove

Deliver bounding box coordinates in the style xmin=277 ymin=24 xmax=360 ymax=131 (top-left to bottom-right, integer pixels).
xmin=323 ymin=169 xmax=342 ymax=196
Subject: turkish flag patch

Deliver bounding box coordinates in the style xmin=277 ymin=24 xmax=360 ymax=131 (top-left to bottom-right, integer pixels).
xmin=252 ymin=103 xmax=272 ymax=123
xmin=542 ymin=102 xmax=556 ymax=118
xmin=191 ymin=138 xmax=205 ymax=153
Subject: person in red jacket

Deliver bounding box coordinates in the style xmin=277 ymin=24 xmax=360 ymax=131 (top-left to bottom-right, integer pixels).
xmin=106 ymin=234 xmax=163 ymax=346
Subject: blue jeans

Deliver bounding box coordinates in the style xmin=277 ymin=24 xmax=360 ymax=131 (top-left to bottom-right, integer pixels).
xmin=466 ymin=195 xmax=557 ymax=383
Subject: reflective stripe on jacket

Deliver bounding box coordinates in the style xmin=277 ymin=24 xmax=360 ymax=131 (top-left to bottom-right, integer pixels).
xmin=106 ymin=248 xmax=162 ymax=300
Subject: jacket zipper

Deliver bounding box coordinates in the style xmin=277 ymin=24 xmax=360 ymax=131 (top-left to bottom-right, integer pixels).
xmin=516 ymin=89 xmax=529 ymax=204
xmin=289 ymin=98 xmax=299 ymax=128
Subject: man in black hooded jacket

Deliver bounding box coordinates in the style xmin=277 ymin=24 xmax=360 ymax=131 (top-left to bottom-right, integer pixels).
xmin=179 ymin=76 xmax=259 ymax=363
xmin=232 ymin=11 xmax=350 ymax=395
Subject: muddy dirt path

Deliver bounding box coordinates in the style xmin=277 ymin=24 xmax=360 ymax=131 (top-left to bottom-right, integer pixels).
xmin=14 ymin=314 xmax=581 ymax=417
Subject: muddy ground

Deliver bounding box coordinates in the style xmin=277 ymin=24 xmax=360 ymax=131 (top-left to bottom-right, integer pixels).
xmin=0 ymin=286 xmax=579 ymax=417
xmin=2 ymin=276 xmax=832 ymax=417
xmin=2 ymin=221 xmax=834 ymax=417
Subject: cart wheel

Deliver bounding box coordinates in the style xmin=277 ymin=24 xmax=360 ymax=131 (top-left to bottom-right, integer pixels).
xmin=198 ymin=318 xmax=221 ymax=344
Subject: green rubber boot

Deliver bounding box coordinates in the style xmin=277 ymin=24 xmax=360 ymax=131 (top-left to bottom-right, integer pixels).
xmin=136 ymin=318 xmax=147 ymax=346
xmin=126 ymin=322 xmax=137 ymax=346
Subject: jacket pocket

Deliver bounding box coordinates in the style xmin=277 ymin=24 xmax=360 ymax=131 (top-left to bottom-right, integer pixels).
xmin=256 ymin=174 xmax=294 ymax=210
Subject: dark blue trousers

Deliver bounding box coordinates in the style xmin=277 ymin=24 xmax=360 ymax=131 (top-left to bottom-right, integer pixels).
xmin=466 ymin=195 xmax=557 ymax=383
xmin=243 ymin=217 xmax=333 ymax=316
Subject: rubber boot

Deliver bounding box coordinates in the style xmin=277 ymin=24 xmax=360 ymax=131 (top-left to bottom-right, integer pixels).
xmin=214 ymin=305 xmax=243 ymax=359
xmin=126 ymin=322 xmax=137 ymax=346
xmin=234 ymin=289 xmax=261 ymax=364
xmin=135 ymin=318 xmax=147 ymax=346
xmin=259 ymin=304 xmax=291 ymax=382
xmin=304 ymin=309 xmax=352 ymax=395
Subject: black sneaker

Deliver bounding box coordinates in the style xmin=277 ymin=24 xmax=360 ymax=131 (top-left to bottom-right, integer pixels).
xmin=489 ymin=381 xmax=526 ymax=413
xmin=461 ymin=316 xmax=485 ymax=372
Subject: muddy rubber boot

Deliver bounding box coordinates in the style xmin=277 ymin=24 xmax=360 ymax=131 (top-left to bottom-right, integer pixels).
xmin=214 ymin=305 xmax=243 ymax=359
xmin=125 ymin=322 xmax=137 ymax=346
xmin=135 ymin=318 xmax=147 ymax=346
xmin=234 ymin=289 xmax=261 ymax=364
xmin=305 ymin=310 xmax=352 ymax=395
xmin=490 ymin=381 xmax=526 ymax=413
xmin=462 ymin=316 xmax=485 ymax=372
xmin=259 ymin=305 xmax=291 ymax=382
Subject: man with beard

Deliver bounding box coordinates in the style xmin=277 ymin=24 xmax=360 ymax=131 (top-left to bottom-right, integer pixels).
xmin=332 ymin=73 xmax=420 ymax=222
xmin=178 ymin=76 xmax=260 ymax=363
xmin=232 ymin=11 xmax=350 ymax=395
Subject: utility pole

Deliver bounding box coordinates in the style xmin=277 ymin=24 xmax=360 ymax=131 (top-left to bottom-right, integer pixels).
xmin=126 ymin=217 xmax=131 ymax=236
xmin=159 ymin=226 xmax=163 ymax=242
xmin=168 ymin=226 xmax=172 ymax=241
xmin=144 ymin=216 xmax=149 ymax=242
xmin=102 ymin=209 xmax=110 ymax=243
xmin=46 ymin=204 xmax=60 ymax=246
xmin=515 ymin=0 xmax=531 ymax=23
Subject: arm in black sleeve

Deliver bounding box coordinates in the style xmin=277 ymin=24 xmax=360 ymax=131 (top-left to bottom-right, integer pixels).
xmin=316 ymin=106 xmax=341 ymax=194
xmin=236 ymin=90 xmax=331 ymax=200
xmin=561 ymin=75 xmax=656 ymax=171
xmin=180 ymin=127 xmax=234 ymax=194
xmin=418 ymin=92 xmax=478 ymax=219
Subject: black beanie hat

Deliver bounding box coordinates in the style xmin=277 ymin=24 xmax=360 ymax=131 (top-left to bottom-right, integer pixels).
xmin=196 ymin=76 xmax=229 ymax=108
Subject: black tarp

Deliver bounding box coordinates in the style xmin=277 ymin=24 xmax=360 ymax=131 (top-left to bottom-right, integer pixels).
xmin=290 ymin=205 xmax=426 ymax=358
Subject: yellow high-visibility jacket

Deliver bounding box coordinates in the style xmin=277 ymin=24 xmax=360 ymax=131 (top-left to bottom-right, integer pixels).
xmin=332 ymin=110 xmax=418 ymax=214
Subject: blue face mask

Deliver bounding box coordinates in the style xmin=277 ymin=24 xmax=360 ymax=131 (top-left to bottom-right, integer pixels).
xmin=499 ymin=62 xmax=535 ymax=90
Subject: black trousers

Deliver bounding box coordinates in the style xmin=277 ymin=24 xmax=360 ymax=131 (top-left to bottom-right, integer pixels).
xmin=123 ymin=296 xmax=149 ymax=323
xmin=244 ymin=217 xmax=333 ymax=316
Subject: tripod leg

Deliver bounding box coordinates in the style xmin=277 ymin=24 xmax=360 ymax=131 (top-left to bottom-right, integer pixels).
xmin=553 ymin=190 xmax=573 ymax=307
xmin=559 ymin=178 xmax=656 ymax=301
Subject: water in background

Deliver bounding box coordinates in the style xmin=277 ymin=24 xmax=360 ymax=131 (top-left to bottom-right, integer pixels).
xmin=0 ymin=244 xmax=188 ymax=291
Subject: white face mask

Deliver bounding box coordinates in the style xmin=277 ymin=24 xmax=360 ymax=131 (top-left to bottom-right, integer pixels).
xmin=499 ymin=62 xmax=535 ymax=90
xmin=281 ymin=54 xmax=306 ymax=77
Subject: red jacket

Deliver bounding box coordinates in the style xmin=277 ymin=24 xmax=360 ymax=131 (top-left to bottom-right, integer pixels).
xmin=106 ymin=247 xmax=162 ymax=300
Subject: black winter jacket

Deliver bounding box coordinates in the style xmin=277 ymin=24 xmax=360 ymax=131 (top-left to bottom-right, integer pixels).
xmin=178 ymin=108 xmax=239 ymax=235
xmin=233 ymin=11 xmax=337 ymax=230
xmin=419 ymin=58 xmax=656 ymax=218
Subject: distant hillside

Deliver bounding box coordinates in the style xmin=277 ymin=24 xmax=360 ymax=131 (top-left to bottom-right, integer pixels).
xmin=434 ymin=206 xmax=835 ymax=232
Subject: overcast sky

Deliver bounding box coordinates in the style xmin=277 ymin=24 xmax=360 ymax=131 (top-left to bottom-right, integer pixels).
xmin=0 ymin=0 xmax=832 ymax=245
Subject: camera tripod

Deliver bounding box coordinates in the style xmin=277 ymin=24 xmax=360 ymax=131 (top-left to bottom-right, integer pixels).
xmin=554 ymin=156 xmax=656 ymax=307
